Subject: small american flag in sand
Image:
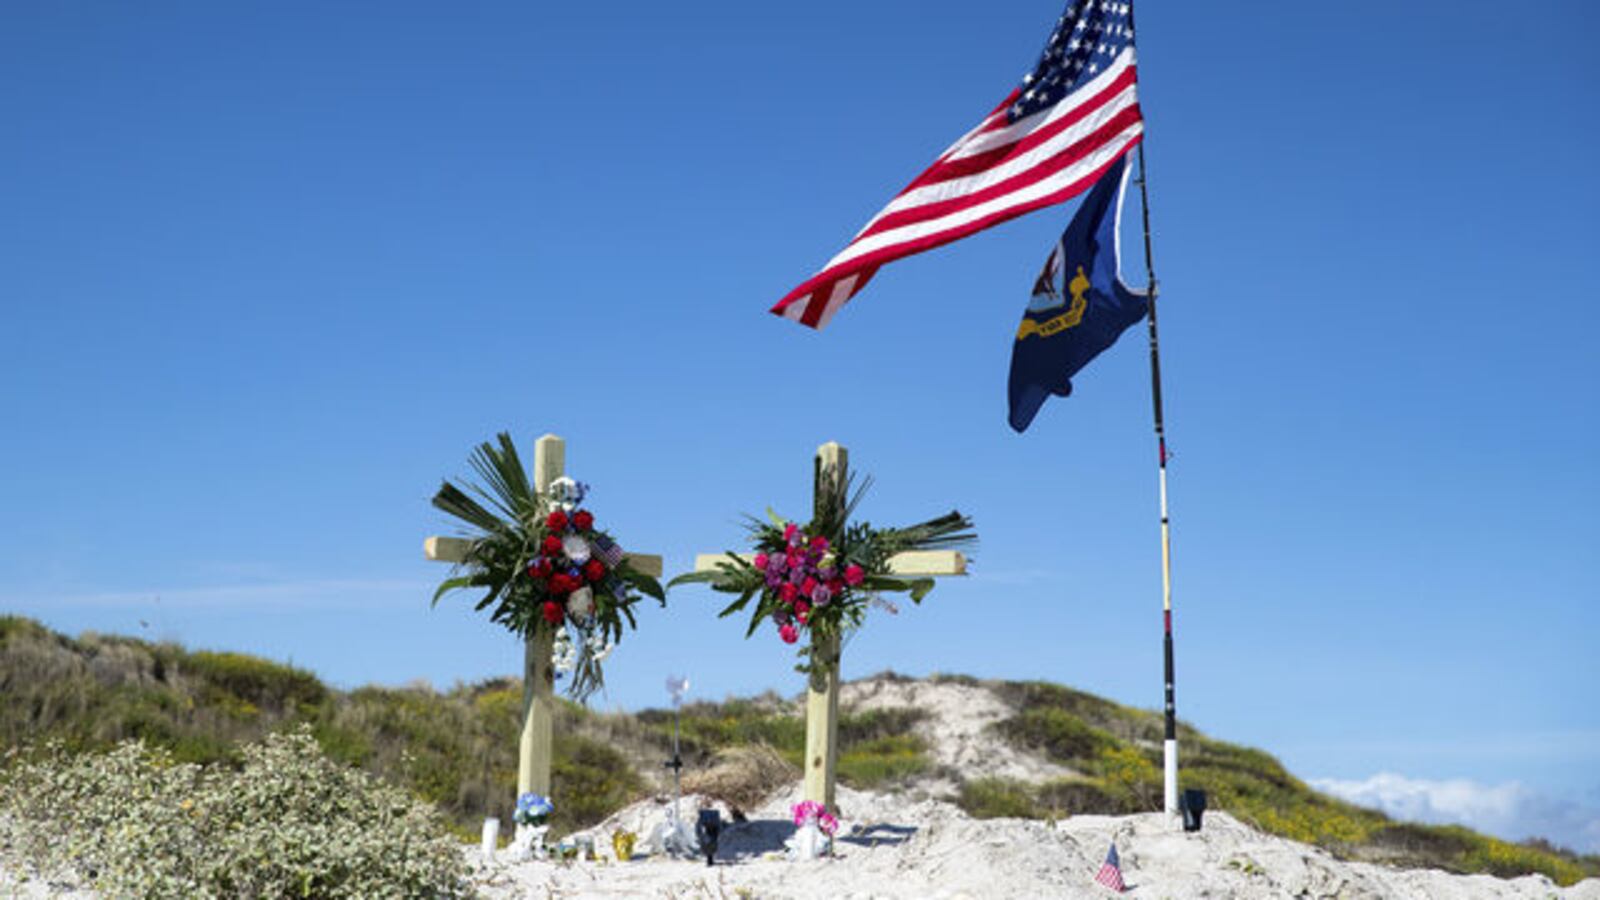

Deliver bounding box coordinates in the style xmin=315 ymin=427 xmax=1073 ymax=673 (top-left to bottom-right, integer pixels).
xmin=1095 ymin=841 xmax=1126 ymax=892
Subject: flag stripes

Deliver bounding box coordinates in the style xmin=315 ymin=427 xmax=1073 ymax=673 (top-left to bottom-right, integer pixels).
xmin=773 ymin=44 xmax=1144 ymax=330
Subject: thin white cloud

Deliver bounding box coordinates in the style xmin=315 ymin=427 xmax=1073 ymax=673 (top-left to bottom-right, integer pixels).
xmin=1311 ymin=772 xmax=1600 ymax=854
xmin=1 ymin=579 xmax=433 ymax=611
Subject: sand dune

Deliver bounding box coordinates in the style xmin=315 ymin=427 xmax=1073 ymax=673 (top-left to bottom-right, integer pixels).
xmin=471 ymin=783 xmax=1600 ymax=899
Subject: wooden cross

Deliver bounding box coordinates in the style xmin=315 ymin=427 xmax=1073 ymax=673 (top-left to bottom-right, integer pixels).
xmin=423 ymin=433 xmax=663 ymax=800
xmin=692 ymin=441 xmax=965 ymax=812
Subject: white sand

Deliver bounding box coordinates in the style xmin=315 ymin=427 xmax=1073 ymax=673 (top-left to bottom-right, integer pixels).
xmin=839 ymin=677 xmax=1077 ymax=792
xmin=470 ymin=783 xmax=1600 ymax=899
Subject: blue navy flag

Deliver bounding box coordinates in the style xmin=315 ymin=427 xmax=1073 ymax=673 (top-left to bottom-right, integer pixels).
xmin=1007 ymin=152 xmax=1148 ymax=433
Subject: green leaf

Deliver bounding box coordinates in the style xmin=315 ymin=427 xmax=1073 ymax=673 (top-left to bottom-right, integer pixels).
xmin=717 ymin=590 xmax=757 ymax=619
xmin=430 ymin=577 xmax=476 ymax=606
xmin=618 ymin=566 xmax=666 ymax=604
xmin=667 ymin=570 xmax=722 ymax=589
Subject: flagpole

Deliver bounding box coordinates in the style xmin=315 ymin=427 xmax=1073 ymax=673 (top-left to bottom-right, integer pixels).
xmin=1132 ymin=138 xmax=1178 ymax=817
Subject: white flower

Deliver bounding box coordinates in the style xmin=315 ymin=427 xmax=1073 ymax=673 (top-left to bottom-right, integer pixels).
xmin=551 ymin=630 xmax=577 ymax=674
xmin=562 ymin=533 xmax=591 ymax=564
xmin=566 ymin=586 xmax=594 ymax=619
xmin=548 ymin=477 xmax=587 ymax=512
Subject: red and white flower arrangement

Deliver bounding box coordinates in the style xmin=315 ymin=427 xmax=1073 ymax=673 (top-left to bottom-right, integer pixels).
xmin=431 ymin=434 xmax=664 ymax=699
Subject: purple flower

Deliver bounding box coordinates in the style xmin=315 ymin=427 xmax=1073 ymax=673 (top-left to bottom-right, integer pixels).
xmin=789 ymin=567 xmax=806 ymax=584
xmin=810 ymin=583 xmax=833 ymax=605
xmin=818 ymin=566 xmax=836 ymax=581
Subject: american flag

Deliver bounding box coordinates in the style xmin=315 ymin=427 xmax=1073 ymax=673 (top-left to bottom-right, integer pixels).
xmin=771 ymin=1 xmax=1145 ymax=330
xmin=592 ymin=535 xmax=625 ymax=569
xmin=1095 ymin=841 xmax=1127 ymax=892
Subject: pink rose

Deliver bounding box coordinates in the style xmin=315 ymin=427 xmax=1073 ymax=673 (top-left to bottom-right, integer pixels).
xmin=779 ymin=624 xmax=799 ymax=644
xmin=752 ymin=552 xmax=769 ymax=570
xmin=783 ymin=523 xmax=800 ymax=544
xmin=844 ymin=564 xmax=865 ymax=586
xmin=809 ymin=535 xmax=829 ymax=552
xmin=779 ymin=582 xmax=799 ymax=604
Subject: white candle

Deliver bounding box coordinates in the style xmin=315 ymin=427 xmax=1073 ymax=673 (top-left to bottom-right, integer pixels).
xmin=481 ymin=817 xmax=501 ymax=858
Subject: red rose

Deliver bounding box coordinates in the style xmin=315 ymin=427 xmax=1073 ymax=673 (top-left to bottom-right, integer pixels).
xmin=541 ymin=601 xmax=564 ymax=624
xmin=794 ymin=599 xmax=811 ymax=618
xmin=583 ymin=559 xmax=606 ymax=582
xmin=800 ymin=577 xmax=818 ymax=596
xmin=542 ymin=534 xmax=563 ymax=555
xmin=572 ymin=510 xmax=594 ymax=531
xmin=779 ymin=623 xmax=799 ymax=644
xmin=828 ymin=578 xmax=845 ymax=595
xmin=526 ymin=562 xmax=547 ymax=581
xmin=844 ymin=564 xmax=865 ymax=586
xmin=546 ymin=510 xmax=569 ymax=531
xmin=779 ymin=583 xmax=799 ymax=604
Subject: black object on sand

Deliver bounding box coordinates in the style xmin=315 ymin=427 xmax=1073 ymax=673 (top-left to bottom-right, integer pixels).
xmin=696 ymin=809 xmax=722 ymax=866
xmin=1181 ymin=789 xmax=1207 ymax=832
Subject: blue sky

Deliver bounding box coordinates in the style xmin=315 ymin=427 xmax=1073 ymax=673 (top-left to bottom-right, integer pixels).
xmin=2 ymin=1 xmax=1596 ymax=851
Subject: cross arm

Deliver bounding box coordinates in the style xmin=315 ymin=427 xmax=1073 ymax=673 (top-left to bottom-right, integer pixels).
xmin=691 ymin=550 xmax=965 ymax=577
xmin=424 ymin=536 xmax=664 ymax=578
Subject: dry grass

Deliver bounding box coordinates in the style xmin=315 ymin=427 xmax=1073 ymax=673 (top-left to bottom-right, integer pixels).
xmin=682 ymin=743 xmax=799 ymax=815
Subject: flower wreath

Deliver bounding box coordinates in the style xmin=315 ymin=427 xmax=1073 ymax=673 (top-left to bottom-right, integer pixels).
xmin=431 ymin=433 xmax=664 ymax=699
xmin=671 ymin=461 xmax=974 ymax=675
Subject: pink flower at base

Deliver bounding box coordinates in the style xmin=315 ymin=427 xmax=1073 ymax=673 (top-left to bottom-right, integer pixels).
xmin=844 ymin=564 xmax=865 ymax=586
xmin=779 ymin=623 xmax=799 ymax=644
xmin=818 ymin=812 xmax=839 ymax=836
xmin=792 ymin=800 xmax=825 ymax=826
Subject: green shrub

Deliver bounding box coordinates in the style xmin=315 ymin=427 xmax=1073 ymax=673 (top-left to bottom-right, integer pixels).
xmin=1091 ymin=744 xmax=1162 ymax=811
xmin=957 ymin=777 xmax=1039 ymax=819
xmin=184 ymin=651 xmax=327 ymax=713
xmin=839 ymin=734 xmax=929 ymax=788
xmin=1460 ymin=834 xmax=1588 ymax=886
xmin=550 ymin=734 xmax=646 ymax=834
xmin=993 ymin=680 xmax=1159 ymax=743
xmin=993 ymin=708 xmax=1117 ymax=763
xmin=1034 ymin=777 xmax=1131 ymax=816
xmin=838 ymin=707 xmax=928 ymax=745
xmin=0 ymin=727 xmax=468 ymax=898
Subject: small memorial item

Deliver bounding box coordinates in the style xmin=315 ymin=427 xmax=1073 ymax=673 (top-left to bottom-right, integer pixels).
xmin=695 ymin=809 xmax=723 ymax=866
